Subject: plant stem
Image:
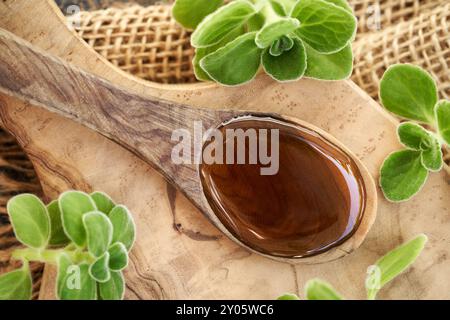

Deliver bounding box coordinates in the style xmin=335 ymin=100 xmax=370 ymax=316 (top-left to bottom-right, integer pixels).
xmin=260 ymin=0 xmax=281 ymax=24
xmin=12 ymin=247 xmax=94 ymax=265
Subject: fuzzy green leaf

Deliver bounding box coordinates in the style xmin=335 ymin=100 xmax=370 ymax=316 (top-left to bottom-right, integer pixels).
xmin=99 ymin=271 xmax=125 ymax=300
xmin=397 ymin=122 xmax=443 ymax=171
xmin=247 ymin=12 xmax=265 ymax=32
xmin=7 ymin=194 xmax=50 ymax=249
xmin=291 ymin=0 xmax=356 ymax=53
xmin=191 ymin=0 xmax=256 ymax=48
xmin=277 ymin=293 xmax=300 ymax=300
xmin=172 ymin=0 xmax=223 ymax=30
xmin=59 ymin=191 xmax=97 ymax=247
xmin=380 ymin=150 xmax=428 ymax=202
xmin=255 ymin=18 xmax=300 ymax=49
xmin=269 ymin=36 xmax=294 ymax=56
xmin=305 ymin=278 xmax=343 ymax=300
xmin=108 ymin=242 xmax=128 ymax=271
xmin=90 ymin=191 xmax=115 ymax=215
xmin=397 ymin=122 xmax=434 ymax=150
xmin=380 ymin=64 xmax=438 ymax=124
xmin=436 ymin=100 xmax=450 ymax=145
xmin=193 ymin=49 xmax=213 ymax=81
xmin=269 ymin=0 xmax=288 ymax=16
xmin=304 ymin=43 xmax=353 ymax=80
xmin=200 ymin=32 xmax=262 ymax=86
xmin=56 ymin=253 xmax=72 ymax=298
xmin=193 ymin=26 xmax=245 ymax=81
xmin=366 ymin=234 xmax=427 ymax=300
xmin=324 ymin=0 xmax=353 ymax=12
xmin=59 ymin=263 xmax=97 ymax=300
xmin=262 ymin=37 xmax=306 ymax=81
xmin=47 ymin=200 xmax=70 ymax=246
xmin=109 ymin=205 xmax=136 ymax=251
xmin=421 ymin=139 xmax=443 ymax=172
xmin=89 ymin=252 xmax=111 ymax=283
xmin=0 ymin=265 xmax=32 ymax=300
xmin=83 ymin=211 xmax=113 ymax=257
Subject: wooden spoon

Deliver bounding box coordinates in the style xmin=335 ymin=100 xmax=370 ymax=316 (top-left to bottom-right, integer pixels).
xmin=0 ymin=27 xmax=377 ymax=263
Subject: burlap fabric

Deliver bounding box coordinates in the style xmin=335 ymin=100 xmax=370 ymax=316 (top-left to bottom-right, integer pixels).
xmin=70 ymin=0 xmax=450 ymax=99
xmin=56 ymin=0 xmax=158 ymax=11
xmin=76 ymin=5 xmax=195 ymax=83
xmin=0 ymin=0 xmax=448 ymax=298
xmin=353 ymin=3 xmax=450 ymax=100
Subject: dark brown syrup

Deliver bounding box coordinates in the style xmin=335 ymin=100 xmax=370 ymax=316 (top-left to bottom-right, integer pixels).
xmin=199 ymin=116 xmax=366 ymax=258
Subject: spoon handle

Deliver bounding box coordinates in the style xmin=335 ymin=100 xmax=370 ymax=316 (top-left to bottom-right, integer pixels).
xmin=0 ymin=27 xmax=235 ymax=195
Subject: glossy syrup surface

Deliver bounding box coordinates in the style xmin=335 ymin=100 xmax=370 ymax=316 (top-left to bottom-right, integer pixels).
xmin=199 ymin=116 xmax=366 ymax=258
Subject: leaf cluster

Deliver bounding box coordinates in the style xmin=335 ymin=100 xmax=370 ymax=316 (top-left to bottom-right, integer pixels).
xmin=0 ymin=191 xmax=136 ymax=300
xmin=378 ymin=64 xmax=450 ymax=202
xmin=173 ymin=0 xmax=356 ymax=85
xmin=277 ymin=234 xmax=427 ymax=300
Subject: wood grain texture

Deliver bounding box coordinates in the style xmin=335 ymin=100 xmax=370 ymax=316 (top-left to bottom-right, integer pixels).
xmin=0 ymin=27 xmax=377 ymax=263
xmin=0 ymin=0 xmax=449 ymax=299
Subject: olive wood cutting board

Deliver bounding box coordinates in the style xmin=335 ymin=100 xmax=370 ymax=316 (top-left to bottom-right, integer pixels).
xmin=0 ymin=0 xmax=449 ymax=299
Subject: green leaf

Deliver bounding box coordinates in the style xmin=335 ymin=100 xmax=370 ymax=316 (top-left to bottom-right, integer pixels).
xmin=305 ymin=278 xmax=343 ymax=300
xmin=0 ymin=264 xmax=32 ymax=300
xmin=324 ymin=0 xmax=353 ymax=12
xmin=193 ymin=26 xmax=245 ymax=81
xmin=83 ymin=211 xmax=113 ymax=257
xmin=193 ymin=49 xmax=212 ymax=81
xmin=380 ymin=64 xmax=438 ymax=124
xmin=99 ymin=271 xmax=125 ymax=300
xmin=56 ymin=253 xmax=72 ymax=298
xmin=269 ymin=0 xmax=288 ymax=16
xmin=47 ymin=200 xmax=70 ymax=246
xmin=191 ymin=0 xmax=256 ymax=48
xmin=200 ymin=32 xmax=262 ymax=86
xmin=436 ymin=100 xmax=450 ymax=145
xmin=291 ymin=0 xmax=356 ymax=53
xmin=366 ymin=234 xmax=427 ymax=300
xmin=269 ymin=36 xmax=294 ymax=56
xmin=255 ymin=18 xmax=300 ymax=49
xmin=89 ymin=252 xmax=111 ymax=283
xmin=59 ymin=190 xmax=97 ymax=247
xmin=90 ymin=191 xmax=115 ymax=215
xmin=421 ymin=138 xmax=443 ymax=172
xmin=7 ymin=194 xmax=50 ymax=249
xmin=304 ymin=43 xmax=353 ymax=80
xmin=108 ymin=242 xmax=128 ymax=271
xmin=109 ymin=205 xmax=136 ymax=251
xmin=262 ymin=37 xmax=306 ymax=81
xmin=397 ymin=122 xmax=434 ymax=150
xmin=59 ymin=263 xmax=97 ymax=300
xmin=380 ymin=150 xmax=428 ymax=202
xmin=277 ymin=293 xmax=300 ymax=300
xmin=172 ymin=0 xmax=223 ymax=30
xmin=247 ymin=12 xmax=265 ymax=32
xmin=396 ymin=122 xmax=442 ymax=172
